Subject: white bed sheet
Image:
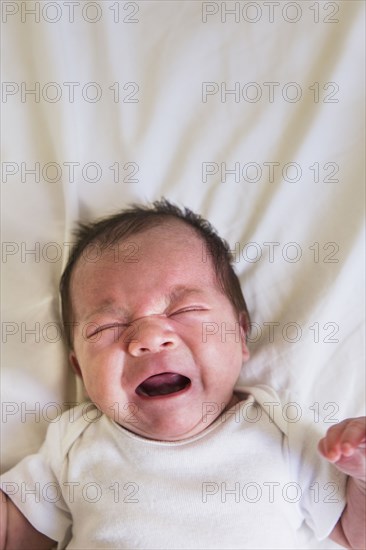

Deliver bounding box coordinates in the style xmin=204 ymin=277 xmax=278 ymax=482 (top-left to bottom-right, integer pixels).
xmin=1 ymin=2 xmax=365 ymax=548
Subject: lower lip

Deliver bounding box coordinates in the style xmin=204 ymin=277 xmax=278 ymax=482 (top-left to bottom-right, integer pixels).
xmin=135 ymin=382 xmax=192 ymax=401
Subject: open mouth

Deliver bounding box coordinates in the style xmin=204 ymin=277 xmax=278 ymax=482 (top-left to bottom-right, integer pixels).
xmin=135 ymin=372 xmax=191 ymax=398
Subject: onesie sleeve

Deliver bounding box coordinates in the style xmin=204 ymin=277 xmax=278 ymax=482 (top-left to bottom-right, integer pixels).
xmin=236 ymin=384 xmax=348 ymax=543
xmin=0 ymin=412 xmax=74 ymax=547
xmin=287 ymin=411 xmax=347 ymax=542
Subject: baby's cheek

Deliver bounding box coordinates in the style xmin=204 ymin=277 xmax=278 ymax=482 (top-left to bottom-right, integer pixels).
xmin=200 ymin=335 xmax=242 ymax=374
xmin=81 ymin=361 xmax=118 ymax=398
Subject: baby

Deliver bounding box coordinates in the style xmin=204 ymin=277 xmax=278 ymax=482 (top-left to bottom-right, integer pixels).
xmin=0 ymin=199 xmax=365 ymax=549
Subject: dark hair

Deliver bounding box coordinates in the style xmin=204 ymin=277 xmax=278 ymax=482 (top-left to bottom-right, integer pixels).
xmin=59 ymin=198 xmax=250 ymax=349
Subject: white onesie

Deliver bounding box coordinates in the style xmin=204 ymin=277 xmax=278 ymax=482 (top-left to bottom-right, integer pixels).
xmin=0 ymin=385 xmax=346 ymax=549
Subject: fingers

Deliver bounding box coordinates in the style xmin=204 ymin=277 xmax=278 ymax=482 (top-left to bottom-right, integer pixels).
xmin=318 ymin=417 xmax=366 ymax=463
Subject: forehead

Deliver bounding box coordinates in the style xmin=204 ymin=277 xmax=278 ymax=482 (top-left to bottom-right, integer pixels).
xmin=74 ymin=219 xmax=212 ymax=270
xmin=70 ymin=220 xmax=219 ymax=315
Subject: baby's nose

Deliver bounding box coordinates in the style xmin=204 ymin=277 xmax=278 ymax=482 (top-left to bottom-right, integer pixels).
xmin=127 ymin=318 xmax=178 ymax=356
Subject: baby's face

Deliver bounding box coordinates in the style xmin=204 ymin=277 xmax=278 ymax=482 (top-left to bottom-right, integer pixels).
xmin=69 ymin=221 xmax=249 ymax=441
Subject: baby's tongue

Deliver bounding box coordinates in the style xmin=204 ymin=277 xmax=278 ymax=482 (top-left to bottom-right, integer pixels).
xmin=138 ymin=373 xmax=189 ymax=397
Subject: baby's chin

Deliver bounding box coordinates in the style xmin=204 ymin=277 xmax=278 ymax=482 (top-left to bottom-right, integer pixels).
xmin=116 ymin=396 xmax=241 ymax=441
xmin=119 ymin=413 xmax=209 ymax=441
xmin=103 ymin=389 xmax=240 ymax=441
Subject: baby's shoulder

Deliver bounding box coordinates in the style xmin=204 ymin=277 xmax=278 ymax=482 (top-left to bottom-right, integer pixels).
xmin=45 ymin=401 xmax=101 ymax=457
xmin=235 ymin=383 xmax=289 ymax=436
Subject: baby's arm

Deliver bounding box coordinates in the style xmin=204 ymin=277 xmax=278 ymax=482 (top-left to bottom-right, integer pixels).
xmin=318 ymin=417 xmax=366 ymax=549
xmin=1 ymin=490 xmax=56 ymax=550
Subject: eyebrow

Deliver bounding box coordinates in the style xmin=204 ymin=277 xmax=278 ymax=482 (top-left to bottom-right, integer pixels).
xmin=84 ymin=304 xmax=129 ymax=322
xmin=167 ymin=285 xmax=205 ymax=302
xmin=83 ymin=286 xmax=206 ymax=322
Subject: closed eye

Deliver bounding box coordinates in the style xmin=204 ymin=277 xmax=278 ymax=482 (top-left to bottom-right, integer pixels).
xmin=87 ymin=323 xmax=129 ymax=338
xmin=170 ymin=307 xmax=206 ymax=316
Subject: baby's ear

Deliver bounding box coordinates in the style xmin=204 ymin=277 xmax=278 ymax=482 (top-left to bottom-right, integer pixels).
xmin=69 ymin=352 xmax=83 ymax=379
xmin=239 ymin=313 xmax=250 ymax=362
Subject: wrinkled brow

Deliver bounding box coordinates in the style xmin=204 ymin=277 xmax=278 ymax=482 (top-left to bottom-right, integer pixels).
xmin=83 ymin=286 xmax=207 ymax=322
xmin=167 ymin=285 xmax=206 ymax=302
